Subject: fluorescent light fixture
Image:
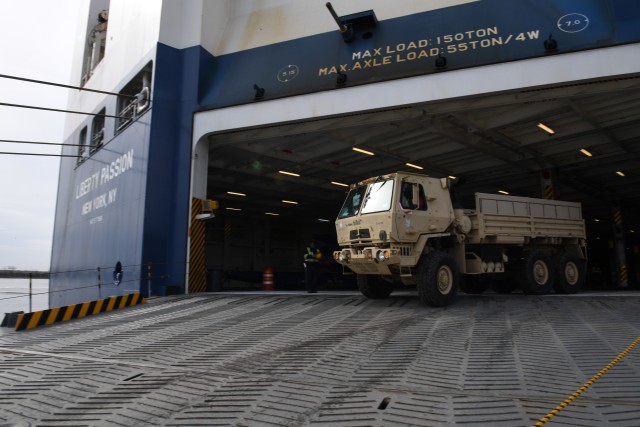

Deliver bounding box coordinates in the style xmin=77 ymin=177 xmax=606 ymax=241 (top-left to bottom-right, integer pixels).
xmin=278 ymin=170 xmax=300 ymax=177
xmin=352 ymin=147 xmax=375 ymax=156
xmin=405 ymin=162 xmax=423 ymax=170
xmin=331 ymin=181 xmax=349 ymax=187
xmin=579 ymin=148 xmax=592 ymax=157
xmin=616 ymin=171 xmax=625 ymax=177
xmin=317 ymin=218 xmax=330 ymax=222
xmin=282 ymin=200 xmax=298 ymax=204
xmin=594 ymin=218 xmax=600 ymax=222
xmin=537 ymin=122 xmax=555 ymax=135
xmin=227 ymin=191 xmax=246 ymax=197
xmin=195 ymin=213 xmax=215 ymax=220
xmin=498 ymin=190 xmax=509 ymax=195
xmin=225 ymin=207 xmax=242 ymax=211
xmin=265 ymin=212 xmax=279 ymax=216
xmin=448 ymin=175 xmax=457 ymax=179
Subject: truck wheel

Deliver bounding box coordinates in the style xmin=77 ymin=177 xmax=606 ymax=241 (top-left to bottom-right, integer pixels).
xmin=416 ymin=252 xmax=459 ymax=307
xmin=357 ymin=275 xmax=393 ymax=299
xmin=553 ymin=252 xmax=585 ymax=294
xmin=519 ymin=250 xmax=554 ymax=295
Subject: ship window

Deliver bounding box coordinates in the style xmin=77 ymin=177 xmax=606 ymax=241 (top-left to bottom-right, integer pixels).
xmin=90 ymin=109 xmax=105 ymax=154
xmin=77 ymin=126 xmax=87 ymax=164
xmin=81 ymin=1 xmax=110 ymax=85
xmin=115 ymin=62 xmax=153 ymax=133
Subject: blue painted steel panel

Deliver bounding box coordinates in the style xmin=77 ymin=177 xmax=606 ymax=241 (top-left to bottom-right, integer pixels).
xmin=50 ymin=45 xmax=215 ymax=305
xmin=50 ymin=116 xmax=150 ymax=307
xmin=139 ymin=44 xmax=210 ymax=298
xmin=199 ymin=0 xmax=640 ymax=109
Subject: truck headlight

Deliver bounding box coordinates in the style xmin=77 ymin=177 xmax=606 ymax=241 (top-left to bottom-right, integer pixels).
xmin=376 ymin=250 xmax=388 ymax=262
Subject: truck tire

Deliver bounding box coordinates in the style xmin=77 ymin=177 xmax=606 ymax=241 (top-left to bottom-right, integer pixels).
xmin=553 ymin=252 xmax=586 ymax=294
xmin=357 ymin=275 xmax=393 ymax=299
xmin=518 ymin=250 xmax=554 ymax=295
xmin=416 ymin=252 xmax=459 ymax=307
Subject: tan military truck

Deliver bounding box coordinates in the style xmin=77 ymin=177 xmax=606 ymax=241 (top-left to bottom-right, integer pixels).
xmin=333 ymin=172 xmax=587 ymax=307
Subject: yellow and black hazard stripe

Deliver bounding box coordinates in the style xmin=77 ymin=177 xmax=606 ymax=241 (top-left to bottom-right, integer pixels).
xmin=14 ymin=292 xmax=146 ymax=331
xmin=189 ymin=197 xmax=207 ymax=292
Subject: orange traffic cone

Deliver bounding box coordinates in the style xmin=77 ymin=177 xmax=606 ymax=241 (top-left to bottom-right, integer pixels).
xmin=262 ymin=267 xmax=274 ymax=291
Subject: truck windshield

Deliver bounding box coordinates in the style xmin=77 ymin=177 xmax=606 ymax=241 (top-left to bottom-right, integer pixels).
xmin=337 ymin=179 xmax=394 ymax=219
xmin=338 ymin=186 xmax=366 ymax=219
xmin=361 ymin=179 xmax=393 ymax=214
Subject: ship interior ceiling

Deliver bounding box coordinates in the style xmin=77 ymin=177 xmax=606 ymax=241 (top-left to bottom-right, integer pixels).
xmin=204 ymin=74 xmax=640 ymax=252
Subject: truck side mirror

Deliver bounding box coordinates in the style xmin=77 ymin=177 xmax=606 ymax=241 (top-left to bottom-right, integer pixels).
xmin=412 ymin=184 xmax=420 ymax=209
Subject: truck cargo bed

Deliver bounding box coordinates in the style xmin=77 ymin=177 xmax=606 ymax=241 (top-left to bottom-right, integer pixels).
xmin=467 ymin=193 xmax=586 ymax=244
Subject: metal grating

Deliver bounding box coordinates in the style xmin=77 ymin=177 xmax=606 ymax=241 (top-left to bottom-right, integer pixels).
xmin=0 ymin=292 xmax=638 ymax=426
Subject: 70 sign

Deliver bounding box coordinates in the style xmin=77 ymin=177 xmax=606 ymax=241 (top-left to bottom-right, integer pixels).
xmin=557 ymin=13 xmax=590 ymax=33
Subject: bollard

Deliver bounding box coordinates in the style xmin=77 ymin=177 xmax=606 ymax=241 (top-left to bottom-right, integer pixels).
xmin=147 ymin=264 xmax=152 ymax=297
xmin=97 ymin=267 xmax=102 ymax=300
xmin=29 ymin=273 xmax=33 ymax=313
xmin=262 ymin=267 xmax=274 ymax=291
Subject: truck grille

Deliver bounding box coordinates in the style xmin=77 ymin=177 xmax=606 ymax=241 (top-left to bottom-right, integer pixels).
xmin=350 ymin=229 xmax=371 ymax=240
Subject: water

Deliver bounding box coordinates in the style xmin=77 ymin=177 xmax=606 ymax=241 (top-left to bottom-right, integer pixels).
xmin=0 ymin=278 xmax=49 ymax=315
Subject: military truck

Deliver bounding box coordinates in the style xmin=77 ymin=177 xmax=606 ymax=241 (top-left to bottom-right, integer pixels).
xmin=333 ymin=172 xmax=587 ymax=307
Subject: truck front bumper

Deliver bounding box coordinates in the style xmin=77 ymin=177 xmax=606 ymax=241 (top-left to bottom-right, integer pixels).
xmin=333 ymin=247 xmax=401 ymax=275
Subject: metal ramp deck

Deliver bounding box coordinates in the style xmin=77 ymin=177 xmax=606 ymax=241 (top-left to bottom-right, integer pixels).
xmin=0 ymin=291 xmax=639 ymax=426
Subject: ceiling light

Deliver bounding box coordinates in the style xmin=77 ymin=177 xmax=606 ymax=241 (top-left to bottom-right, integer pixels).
xmin=227 ymin=191 xmax=246 ymax=197
xmin=265 ymin=212 xmax=279 ymax=216
xmin=317 ymin=218 xmax=330 ymax=222
xmin=226 ymin=207 xmax=241 ymax=211
xmin=278 ymin=170 xmax=300 ymax=177
xmin=594 ymin=218 xmax=600 ymax=222
xmin=616 ymin=171 xmax=625 ymax=177
xmin=498 ymin=190 xmax=509 ymax=195
xmin=282 ymin=200 xmax=298 ymax=204
xmin=331 ymin=181 xmax=349 ymax=187
xmin=405 ymin=162 xmax=423 ymax=170
xmin=537 ymin=123 xmax=555 ymax=135
xmin=579 ymin=148 xmax=592 ymax=157
xmin=448 ymin=175 xmax=457 ymax=179
xmin=195 ymin=213 xmax=214 ymax=220
xmin=352 ymin=147 xmax=375 ymax=156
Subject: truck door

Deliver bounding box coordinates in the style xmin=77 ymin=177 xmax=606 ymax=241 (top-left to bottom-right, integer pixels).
xmin=395 ymin=181 xmax=428 ymax=240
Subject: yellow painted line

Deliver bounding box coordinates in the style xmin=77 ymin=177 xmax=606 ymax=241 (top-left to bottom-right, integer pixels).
xmin=106 ymin=296 xmax=117 ymax=311
xmin=13 ymin=293 xmax=146 ymax=331
xmin=118 ymin=295 xmax=129 ymax=309
xmin=27 ymin=311 xmax=43 ymax=330
xmin=533 ymin=336 xmax=640 ymax=426
xmin=93 ymin=299 xmax=104 ymax=314
xmin=63 ymin=304 xmax=77 ymax=321
xmin=78 ymin=302 xmax=90 ymax=318
xmin=46 ymin=307 xmax=61 ymax=325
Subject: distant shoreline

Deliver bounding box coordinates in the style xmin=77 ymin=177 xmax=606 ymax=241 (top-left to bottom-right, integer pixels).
xmin=0 ymin=271 xmax=49 ymax=279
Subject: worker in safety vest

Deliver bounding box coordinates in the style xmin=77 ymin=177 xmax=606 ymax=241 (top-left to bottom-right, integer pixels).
xmin=303 ymin=241 xmax=322 ymax=293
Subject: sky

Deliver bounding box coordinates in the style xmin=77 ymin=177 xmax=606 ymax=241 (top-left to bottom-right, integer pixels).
xmin=0 ymin=1 xmax=81 ymax=271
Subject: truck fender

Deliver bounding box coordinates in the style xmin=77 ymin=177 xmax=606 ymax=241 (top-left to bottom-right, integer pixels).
xmin=413 ymin=233 xmax=451 ymax=260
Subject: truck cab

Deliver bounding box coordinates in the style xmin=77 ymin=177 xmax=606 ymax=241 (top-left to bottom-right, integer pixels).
xmin=334 ymin=172 xmax=454 ymax=277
